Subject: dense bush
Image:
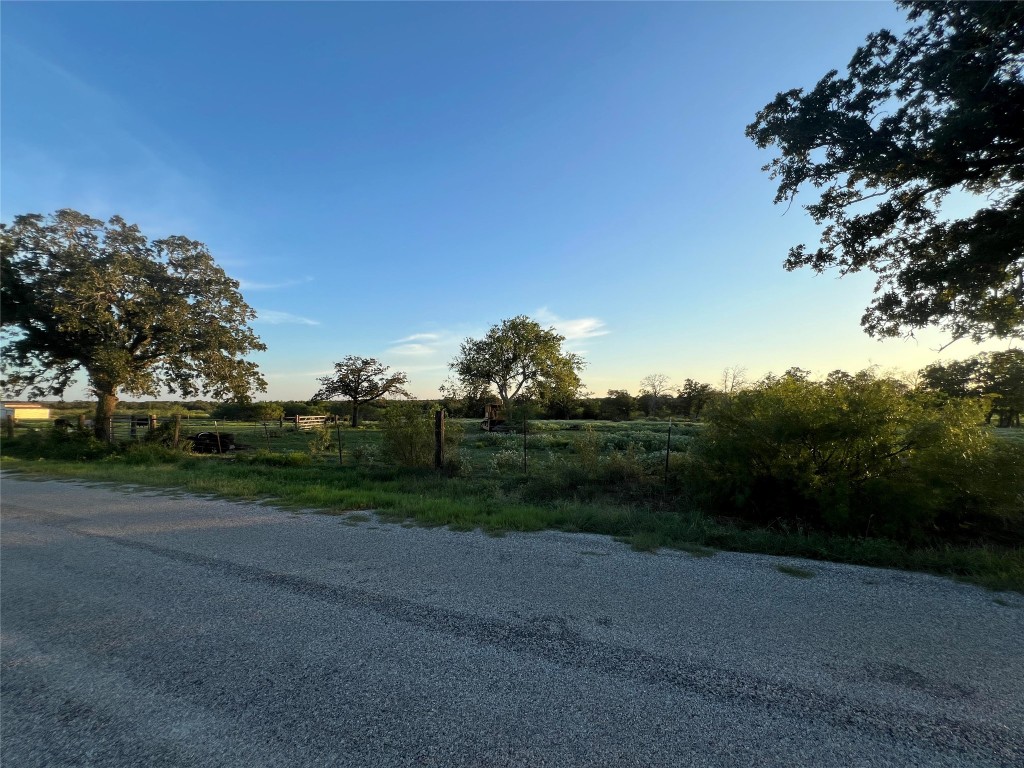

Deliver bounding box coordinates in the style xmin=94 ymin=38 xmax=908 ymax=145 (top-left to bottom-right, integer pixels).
xmin=210 ymin=401 xmax=285 ymax=421
xmin=379 ymin=403 xmax=463 ymax=470
xmin=688 ymin=371 xmax=1024 ymax=540
xmin=2 ymin=427 xmax=116 ymax=461
xmin=277 ymin=401 xmax=328 ymax=417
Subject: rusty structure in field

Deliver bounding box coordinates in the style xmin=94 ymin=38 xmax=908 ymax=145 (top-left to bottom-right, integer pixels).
xmin=481 ymin=403 xmax=510 ymax=432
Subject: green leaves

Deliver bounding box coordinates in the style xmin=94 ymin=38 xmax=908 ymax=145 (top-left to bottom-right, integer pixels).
xmin=450 ymin=315 xmax=585 ymax=411
xmin=748 ymin=1 xmax=1024 ymax=343
xmin=695 ymin=369 xmax=1009 ymax=537
xmin=1 ymin=210 xmax=266 ymax=428
xmin=309 ymin=356 xmax=410 ymax=426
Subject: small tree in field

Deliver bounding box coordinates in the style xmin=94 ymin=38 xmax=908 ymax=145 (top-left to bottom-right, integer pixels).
xmin=1 ymin=210 xmax=266 ymax=440
xmin=450 ymin=315 xmax=585 ymax=416
xmin=310 ymin=356 xmax=410 ymax=426
xmin=639 ymin=373 xmax=671 ymax=416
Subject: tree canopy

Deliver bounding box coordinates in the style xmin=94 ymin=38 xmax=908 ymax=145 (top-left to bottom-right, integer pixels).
xmin=450 ymin=315 xmax=585 ymax=413
xmin=639 ymin=373 xmax=671 ymax=416
xmin=309 ymin=356 xmax=410 ymax=426
xmin=747 ymin=1 xmax=1024 ymax=343
xmin=920 ymin=349 xmax=1024 ymax=427
xmin=1 ymin=210 xmax=266 ymax=438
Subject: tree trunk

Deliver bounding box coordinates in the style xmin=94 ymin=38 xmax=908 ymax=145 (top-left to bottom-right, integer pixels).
xmin=351 ymin=402 xmax=360 ymax=428
xmin=94 ymin=391 xmax=118 ymax=441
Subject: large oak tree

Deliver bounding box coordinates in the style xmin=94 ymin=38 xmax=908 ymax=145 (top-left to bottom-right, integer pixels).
xmin=450 ymin=315 xmax=584 ymax=415
xmin=747 ymin=1 xmax=1024 ymax=344
xmin=1 ymin=210 xmax=266 ymax=439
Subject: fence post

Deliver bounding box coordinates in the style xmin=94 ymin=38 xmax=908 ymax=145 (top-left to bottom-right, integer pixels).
xmin=173 ymin=414 xmax=182 ymax=448
xmin=342 ymin=417 xmax=350 ymax=466
xmin=522 ymin=415 xmax=528 ymax=474
xmin=107 ymin=418 xmax=114 ymax=443
xmin=149 ymin=414 xmax=157 ymax=432
xmin=4 ymin=415 xmax=13 ymax=439
xmin=77 ymin=414 xmax=86 ymax=432
xmin=214 ymin=420 xmax=223 ymax=453
xmin=664 ymin=419 xmax=673 ymax=486
xmin=434 ymin=409 xmax=445 ymax=470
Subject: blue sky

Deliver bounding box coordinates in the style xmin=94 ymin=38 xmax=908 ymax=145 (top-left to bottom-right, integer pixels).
xmin=1 ymin=1 xmax=1005 ymax=401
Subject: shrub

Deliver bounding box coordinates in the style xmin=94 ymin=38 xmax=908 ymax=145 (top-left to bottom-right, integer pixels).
xmin=379 ymin=403 xmax=431 ymax=467
xmin=240 ymin=450 xmax=313 ymax=467
xmin=690 ymin=370 xmax=1020 ymax=541
xmin=490 ymin=448 xmax=523 ymax=475
xmin=350 ymin=443 xmax=381 ymax=466
xmin=307 ymin=425 xmax=334 ymax=455
xmin=3 ymin=428 xmax=116 ymax=461
xmin=379 ymin=403 xmax=463 ymax=468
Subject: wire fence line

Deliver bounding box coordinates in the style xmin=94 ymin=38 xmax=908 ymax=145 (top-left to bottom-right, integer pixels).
xmin=5 ymin=411 xmax=702 ymax=483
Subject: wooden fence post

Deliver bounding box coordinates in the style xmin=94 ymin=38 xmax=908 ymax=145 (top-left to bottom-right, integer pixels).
xmin=4 ymin=415 xmax=14 ymax=440
xmin=107 ymin=418 xmax=114 ymax=443
xmin=434 ymin=409 xmax=445 ymax=470
xmin=149 ymin=414 xmax=157 ymax=432
xmin=77 ymin=414 xmax=86 ymax=432
xmin=173 ymin=414 xmax=182 ymax=448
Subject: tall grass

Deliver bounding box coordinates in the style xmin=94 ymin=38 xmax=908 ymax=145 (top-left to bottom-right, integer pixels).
xmin=2 ymin=443 xmax=1021 ymax=592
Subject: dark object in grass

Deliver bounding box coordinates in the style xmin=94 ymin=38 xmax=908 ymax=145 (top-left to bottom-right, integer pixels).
xmin=186 ymin=432 xmax=235 ymax=453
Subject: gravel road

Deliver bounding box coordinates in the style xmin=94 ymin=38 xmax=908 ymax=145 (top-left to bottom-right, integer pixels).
xmin=1 ymin=474 xmax=1022 ymax=767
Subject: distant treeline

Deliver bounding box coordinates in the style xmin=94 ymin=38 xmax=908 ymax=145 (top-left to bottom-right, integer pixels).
xmin=28 ymin=349 xmax=1024 ymax=429
xmin=34 ymin=387 xmax=717 ymax=423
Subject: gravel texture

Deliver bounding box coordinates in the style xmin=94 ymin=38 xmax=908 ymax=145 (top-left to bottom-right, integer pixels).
xmin=1 ymin=474 xmax=1022 ymax=767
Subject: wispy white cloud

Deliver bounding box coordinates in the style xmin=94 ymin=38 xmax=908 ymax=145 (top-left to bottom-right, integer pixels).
xmin=254 ymin=310 xmax=320 ymax=326
xmin=239 ymin=276 xmax=313 ymax=291
xmin=393 ymin=332 xmax=442 ymax=343
xmin=535 ymin=308 xmax=610 ymax=341
xmin=387 ymin=329 xmax=461 ymax=359
xmin=390 ymin=343 xmax=437 ymax=356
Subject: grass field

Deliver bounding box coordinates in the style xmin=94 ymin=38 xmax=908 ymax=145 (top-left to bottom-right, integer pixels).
xmin=3 ymin=418 xmax=1022 ymax=592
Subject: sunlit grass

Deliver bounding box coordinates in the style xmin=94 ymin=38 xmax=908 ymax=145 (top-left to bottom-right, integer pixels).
xmin=2 ymin=433 xmax=1022 ymax=592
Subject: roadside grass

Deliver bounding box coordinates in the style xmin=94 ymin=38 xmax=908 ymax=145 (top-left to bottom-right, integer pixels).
xmin=3 ymin=449 xmax=1022 ymax=593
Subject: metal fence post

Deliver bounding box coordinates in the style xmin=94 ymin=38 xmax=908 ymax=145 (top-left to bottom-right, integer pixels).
xmin=336 ymin=420 xmax=344 ymax=466
xmin=664 ymin=419 xmax=673 ymax=486
xmin=522 ymin=416 xmax=528 ymax=474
